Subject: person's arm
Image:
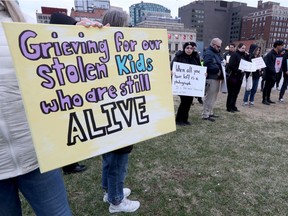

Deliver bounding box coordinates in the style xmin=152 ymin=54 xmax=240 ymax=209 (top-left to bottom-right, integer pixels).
xmin=264 ymin=52 xmax=276 ymax=74
xmin=50 ymin=12 xmax=77 ymax=25
xmin=50 ymin=12 xmax=103 ymax=28
xmin=281 ymin=53 xmax=288 ymax=73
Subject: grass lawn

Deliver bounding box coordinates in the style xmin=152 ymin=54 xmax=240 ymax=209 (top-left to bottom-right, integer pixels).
xmin=22 ymin=88 xmax=288 ymax=215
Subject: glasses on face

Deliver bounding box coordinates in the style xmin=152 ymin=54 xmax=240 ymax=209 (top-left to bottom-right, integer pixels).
xmin=213 ymin=44 xmax=221 ymax=49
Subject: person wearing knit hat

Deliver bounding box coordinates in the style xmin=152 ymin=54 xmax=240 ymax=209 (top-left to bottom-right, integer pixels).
xmin=182 ymin=42 xmax=204 ymax=105
xmin=262 ymin=40 xmax=284 ymax=105
xmin=183 ymin=42 xmax=197 ymax=50
xmin=171 ymin=41 xmax=201 ymax=126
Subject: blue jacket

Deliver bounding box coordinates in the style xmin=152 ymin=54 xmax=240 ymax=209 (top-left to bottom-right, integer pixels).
xmin=203 ymin=46 xmax=224 ymax=80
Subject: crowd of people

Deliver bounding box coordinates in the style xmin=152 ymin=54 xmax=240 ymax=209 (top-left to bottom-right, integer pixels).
xmin=172 ymin=37 xmax=287 ymax=125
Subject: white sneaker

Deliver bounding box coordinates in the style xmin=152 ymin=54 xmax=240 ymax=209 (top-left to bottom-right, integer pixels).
xmin=242 ymin=102 xmax=248 ymax=106
xmin=249 ymin=101 xmax=254 ymax=106
xmin=109 ymin=198 xmax=140 ymax=213
xmin=279 ymin=98 xmax=284 ymax=103
xmin=103 ymin=188 xmax=131 ymax=203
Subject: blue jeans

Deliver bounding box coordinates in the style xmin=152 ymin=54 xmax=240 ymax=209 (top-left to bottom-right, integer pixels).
xmin=243 ymin=78 xmax=259 ymax=103
xmin=102 ymin=152 xmax=129 ymax=205
xmin=0 ymin=168 xmax=72 ymax=216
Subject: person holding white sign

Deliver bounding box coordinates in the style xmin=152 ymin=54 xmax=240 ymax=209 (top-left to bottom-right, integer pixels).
xmin=262 ymin=40 xmax=284 ymax=105
xmin=171 ymin=41 xmax=201 ymax=126
xmin=226 ymin=43 xmax=249 ymax=112
xmin=0 ymin=1 xmax=72 ymax=215
xmin=243 ymin=44 xmax=263 ymax=106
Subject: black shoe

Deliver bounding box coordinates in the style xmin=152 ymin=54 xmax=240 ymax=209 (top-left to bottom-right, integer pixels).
xmin=198 ymin=99 xmax=203 ymax=105
xmin=262 ymin=100 xmax=270 ymax=105
xmin=176 ymin=121 xmax=185 ymax=126
xmin=267 ymin=99 xmax=275 ymax=104
xmin=227 ymin=109 xmax=235 ymax=113
xmin=63 ymin=164 xmax=87 ymax=174
xmin=176 ymin=121 xmax=191 ymax=126
xmin=209 ymin=114 xmax=220 ymax=118
xmin=183 ymin=121 xmax=191 ymax=125
xmin=202 ymin=117 xmax=215 ymax=122
xmin=232 ymin=109 xmax=240 ymax=112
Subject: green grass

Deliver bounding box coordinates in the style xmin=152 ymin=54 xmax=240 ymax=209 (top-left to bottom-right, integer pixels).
xmin=22 ymin=90 xmax=288 ymax=215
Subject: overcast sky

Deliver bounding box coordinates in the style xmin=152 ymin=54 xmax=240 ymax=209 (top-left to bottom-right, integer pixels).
xmin=18 ymin=0 xmax=288 ymax=19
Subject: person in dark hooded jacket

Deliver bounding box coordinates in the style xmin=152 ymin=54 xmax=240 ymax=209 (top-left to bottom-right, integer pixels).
xmin=171 ymin=42 xmax=201 ymax=125
xmin=262 ymin=40 xmax=284 ymax=105
xmin=243 ymin=44 xmax=263 ymax=106
xmin=226 ymin=43 xmax=250 ymax=112
xmin=279 ymin=49 xmax=288 ymax=102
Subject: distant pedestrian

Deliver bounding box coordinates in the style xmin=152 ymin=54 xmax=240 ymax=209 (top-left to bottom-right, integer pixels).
xmin=226 ymin=43 xmax=249 ymax=112
xmin=262 ymin=40 xmax=284 ymax=105
xmin=202 ymin=38 xmax=224 ymax=122
xmin=242 ymin=44 xmax=263 ymax=107
xmin=223 ymin=43 xmax=236 ymax=65
xmin=171 ymin=42 xmax=201 ymax=126
xmin=279 ymin=49 xmax=288 ymax=103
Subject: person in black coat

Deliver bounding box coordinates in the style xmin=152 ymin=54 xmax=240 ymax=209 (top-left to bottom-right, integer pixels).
xmin=262 ymin=40 xmax=284 ymax=105
xmin=279 ymin=49 xmax=288 ymax=102
xmin=226 ymin=43 xmax=249 ymax=112
xmin=171 ymin=42 xmax=201 ymax=126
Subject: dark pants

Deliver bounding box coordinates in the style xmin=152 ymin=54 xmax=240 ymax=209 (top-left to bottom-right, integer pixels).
xmin=276 ymin=72 xmax=282 ymax=88
xmin=176 ymin=95 xmax=193 ymax=123
xmin=279 ymin=75 xmax=288 ymax=99
xmin=262 ymin=77 xmax=276 ymax=101
xmin=226 ymin=77 xmax=243 ymax=111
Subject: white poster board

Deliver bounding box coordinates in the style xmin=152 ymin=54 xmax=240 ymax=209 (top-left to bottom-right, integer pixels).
xmin=275 ymin=57 xmax=283 ymax=73
xmin=239 ymin=59 xmax=256 ymax=72
xmin=252 ymin=57 xmax=266 ymax=70
xmin=172 ymin=62 xmax=206 ymax=97
xmin=221 ymin=61 xmax=227 ymax=93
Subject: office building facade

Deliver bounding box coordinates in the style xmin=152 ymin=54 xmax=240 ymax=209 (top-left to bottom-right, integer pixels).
xmin=179 ymin=0 xmax=257 ymax=48
xmin=129 ymin=2 xmax=171 ymax=26
xmin=74 ymin=0 xmax=110 ymax=12
xmin=241 ymin=1 xmax=288 ymax=49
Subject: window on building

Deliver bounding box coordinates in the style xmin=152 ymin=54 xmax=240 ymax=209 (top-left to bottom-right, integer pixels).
xmin=175 ymin=43 xmax=179 ymax=51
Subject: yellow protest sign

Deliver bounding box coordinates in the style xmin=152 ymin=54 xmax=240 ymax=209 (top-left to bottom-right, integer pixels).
xmin=3 ymin=22 xmax=175 ymax=172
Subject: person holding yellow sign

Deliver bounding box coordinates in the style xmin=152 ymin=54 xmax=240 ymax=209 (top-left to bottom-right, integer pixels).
xmin=0 ymin=1 xmax=72 ymax=215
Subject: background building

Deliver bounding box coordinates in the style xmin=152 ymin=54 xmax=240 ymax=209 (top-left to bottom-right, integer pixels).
xmin=129 ymin=2 xmax=171 ymax=26
xmin=241 ymin=1 xmax=288 ymax=50
xmin=179 ymin=0 xmax=257 ymax=49
xmin=74 ymin=0 xmax=110 ymax=12
xmin=136 ymin=16 xmax=197 ymax=61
